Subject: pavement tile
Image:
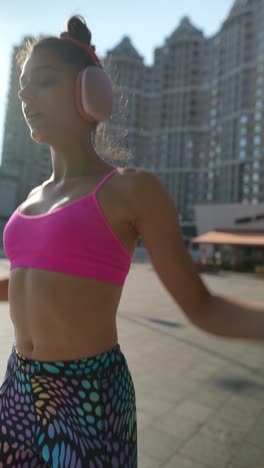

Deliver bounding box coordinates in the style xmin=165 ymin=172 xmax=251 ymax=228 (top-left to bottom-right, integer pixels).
xmin=163 ymin=453 xmax=210 ymax=468
xmin=244 ymin=408 xmax=264 ymax=449
xmin=225 ymin=394 xmax=264 ymax=416
xmin=243 ymin=384 xmax=264 ymax=401
xmin=152 ymin=410 xmax=202 ymax=442
xmin=138 ymin=425 xmax=182 ymax=465
xmin=167 ymin=400 xmax=215 ymax=424
xmin=211 ymin=402 xmax=259 ymax=429
xmin=187 ymin=362 xmax=226 ymax=383
xmin=179 ymin=432 xmax=233 ymax=467
xmin=138 ymin=453 xmax=162 ymax=468
xmin=142 ymin=376 xmax=201 ymax=406
xmin=225 ymin=442 xmax=264 ymax=468
xmin=199 ymin=414 xmax=251 ymax=447
xmin=186 ymin=386 xmax=229 ymax=409
xmin=136 ymin=393 xmax=175 ymax=418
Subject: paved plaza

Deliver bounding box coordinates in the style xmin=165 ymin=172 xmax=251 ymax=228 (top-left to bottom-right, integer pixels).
xmin=0 ymin=257 xmax=264 ymax=467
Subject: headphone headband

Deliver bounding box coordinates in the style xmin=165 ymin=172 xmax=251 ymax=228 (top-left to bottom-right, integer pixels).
xmin=62 ymin=36 xmax=102 ymax=67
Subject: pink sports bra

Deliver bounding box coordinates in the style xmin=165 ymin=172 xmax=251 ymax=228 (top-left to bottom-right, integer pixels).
xmin=3 ymin=167 xmax=132 ymax=286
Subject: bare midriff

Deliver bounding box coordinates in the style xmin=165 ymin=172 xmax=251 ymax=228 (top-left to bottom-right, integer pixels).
xmin=9 ymin=268 xmax=124 ymax=361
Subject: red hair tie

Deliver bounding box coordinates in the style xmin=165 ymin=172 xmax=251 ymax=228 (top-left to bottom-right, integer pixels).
xmin=63 ymin=36 xmax=102 ymax=67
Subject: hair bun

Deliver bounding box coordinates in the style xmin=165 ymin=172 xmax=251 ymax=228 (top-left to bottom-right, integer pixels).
xmin=61 ymin=15 xmax=96 ymax=51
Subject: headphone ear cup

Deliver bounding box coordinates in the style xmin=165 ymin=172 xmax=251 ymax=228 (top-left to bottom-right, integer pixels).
xmin=75 ymin=67 xmax=113 ymax=122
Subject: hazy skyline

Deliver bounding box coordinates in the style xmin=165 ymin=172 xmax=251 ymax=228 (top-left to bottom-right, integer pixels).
xmin=0 ymin=0 xmax=235 ymax=164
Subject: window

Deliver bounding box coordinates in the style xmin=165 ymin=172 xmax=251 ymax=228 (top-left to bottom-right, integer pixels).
xmin=235 ymin=216 xmax=252 ymax=224
xmin=240 ymin=137 xmax=247 ymax=147
xmin=255 ymin=124 xmax=262 ymax=133
xmin=240 ymin=115 xmax=248 ymax=123
xmin=254 ymin=135 xmax=261 ymax=145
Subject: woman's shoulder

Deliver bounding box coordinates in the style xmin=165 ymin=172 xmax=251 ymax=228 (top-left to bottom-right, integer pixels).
xmin=117 ymin=166 xmax=158 ymax=195
xmin=115 ymin=166 xmax=154 ymax=202
xmin=116 ymin=166 xmax=158 ymax=204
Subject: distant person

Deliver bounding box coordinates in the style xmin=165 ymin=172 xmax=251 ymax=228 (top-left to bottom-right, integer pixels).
xmin=0 ymin=14 xmax=264 ymax=468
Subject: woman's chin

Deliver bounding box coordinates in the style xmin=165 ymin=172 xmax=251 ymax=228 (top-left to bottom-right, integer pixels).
xmin=30 ymin=128 xmax=51 ymax=144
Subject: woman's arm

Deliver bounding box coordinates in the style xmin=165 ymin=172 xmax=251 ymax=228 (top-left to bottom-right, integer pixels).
xmin=0 ymin=277 xmax=9 ymax=302
xmin=126 ymin=169 xmax=264 ymax=342
xmin=195 ymin=294 xmax=264 ymax=342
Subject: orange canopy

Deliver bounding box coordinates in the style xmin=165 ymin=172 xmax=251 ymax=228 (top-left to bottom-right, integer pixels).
xmin=192 ymin=231 xmax=264 ymax=246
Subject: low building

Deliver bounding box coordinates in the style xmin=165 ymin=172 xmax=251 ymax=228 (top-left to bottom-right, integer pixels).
xmin=192 ymin=203 xmax=264 ymax=271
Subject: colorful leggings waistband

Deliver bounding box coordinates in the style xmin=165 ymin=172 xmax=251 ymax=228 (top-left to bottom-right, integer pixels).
xmin=0 ymin=343 xmax=138 ymax=467
xmin=12 ymin=342 xmax=126 ymax=378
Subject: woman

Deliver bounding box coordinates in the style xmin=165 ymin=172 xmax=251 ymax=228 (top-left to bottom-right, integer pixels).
xmin=0 ymin=14 xmax=264 ymax=468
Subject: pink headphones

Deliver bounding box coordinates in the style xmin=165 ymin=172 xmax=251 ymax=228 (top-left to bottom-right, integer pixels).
xmin=63 ymin=37 xmax=113 ymax=123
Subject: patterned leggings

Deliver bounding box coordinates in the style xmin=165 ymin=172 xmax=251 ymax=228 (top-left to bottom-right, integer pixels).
xmin=0 ymin=343 xmax=137 ymax=467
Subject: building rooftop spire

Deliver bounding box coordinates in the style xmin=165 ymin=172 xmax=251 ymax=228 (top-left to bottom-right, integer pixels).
xmin=166 ymin=16 xmax=203 ymax=45
xmin=107 ymin=36 xmax=143 ymax=61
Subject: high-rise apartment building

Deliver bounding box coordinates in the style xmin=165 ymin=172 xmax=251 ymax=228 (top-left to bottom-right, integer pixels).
xmin=1 ymin=0 xmax=264 ymax=244
xmin=105 ymin=0 xmax=264 ymax=240
xmin=1 ymin=38 xmax=52 ymax=203
xmin=207 ymin=0 xmax=264 ymax=207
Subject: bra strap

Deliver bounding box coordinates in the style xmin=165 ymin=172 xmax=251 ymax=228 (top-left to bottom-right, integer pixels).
xmin=92 ymin=167 xmax=119 ymax=195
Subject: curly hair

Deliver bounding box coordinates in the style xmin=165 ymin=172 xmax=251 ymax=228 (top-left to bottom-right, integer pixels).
xmin=16 ymin=15 xmax=133 ymax=165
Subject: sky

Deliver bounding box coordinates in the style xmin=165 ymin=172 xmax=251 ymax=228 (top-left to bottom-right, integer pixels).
xmin=0 ymin=0 xmax=235 ymax=163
